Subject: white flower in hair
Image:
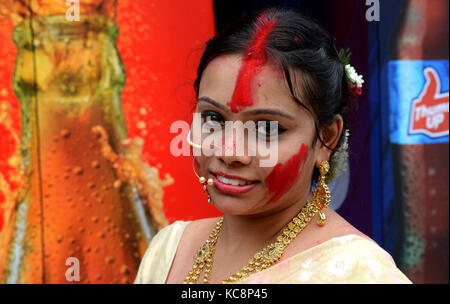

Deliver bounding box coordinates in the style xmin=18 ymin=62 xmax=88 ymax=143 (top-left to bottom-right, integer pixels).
xmin=339 ymin=48 xmax=364 ymax=96
xmin=345 ymin=64 xmax=364 ymax=88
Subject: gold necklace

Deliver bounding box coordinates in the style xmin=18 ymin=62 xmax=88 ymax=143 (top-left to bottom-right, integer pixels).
xmin=182 ymin=199 xmax=318 ymax=284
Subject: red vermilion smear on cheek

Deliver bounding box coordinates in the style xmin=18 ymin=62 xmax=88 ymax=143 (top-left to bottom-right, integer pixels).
xmin=264 ymin=144 xmax=309 ymax=204
xmin=227 ymin=18 xmax=276 ymax=113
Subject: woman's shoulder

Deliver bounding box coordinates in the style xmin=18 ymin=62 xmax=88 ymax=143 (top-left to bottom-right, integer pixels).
xmin=242 ymin=210 xmax=413 ymax=284
xmin=160 ymin=217 xmax=222 ymax=283
xmin=134 ymin=220 xmax=192 ymax=284
xmin=243 ymin=234 xmax=412 ymax=284
xmin=134 ymin=218 xmax=220 ymax=284
xmin=145 ymin=217 xmax=218 ymax=245
xmin=305 ymin=233 xmax=413 ymax=283
xmin=169 ymin=216 xmax=222 ymax=263
xmin=144 ymin=220 xmax=192 ymax=249
xmin=304 ymin=211 xmax=412 ymax=283
xmin=158 ymin=220 xmax=192 ymax=236
xmin=180 ymin=217 xmax=221 ymax=241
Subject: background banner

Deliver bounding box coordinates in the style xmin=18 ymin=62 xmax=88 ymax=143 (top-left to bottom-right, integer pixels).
xmin=0 ymin=0 xmax=448 ymax=284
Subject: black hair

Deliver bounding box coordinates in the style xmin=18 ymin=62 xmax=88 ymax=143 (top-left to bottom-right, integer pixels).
xmin=194 ymin=8 xmax=353 ymax=182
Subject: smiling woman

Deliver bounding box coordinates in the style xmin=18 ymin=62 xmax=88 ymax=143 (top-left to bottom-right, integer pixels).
xmin=134 ymin=8 xmax=412 ymax=284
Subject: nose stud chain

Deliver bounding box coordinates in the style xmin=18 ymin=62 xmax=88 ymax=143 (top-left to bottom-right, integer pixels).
xmin=188 ymin=130 xmax=214 ymax=204
xmin=192 ymin=160 xmax=214 ymax=204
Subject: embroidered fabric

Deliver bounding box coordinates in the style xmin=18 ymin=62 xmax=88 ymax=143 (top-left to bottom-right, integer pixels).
xmin=134 ymin=221 xmax=412 ymax=284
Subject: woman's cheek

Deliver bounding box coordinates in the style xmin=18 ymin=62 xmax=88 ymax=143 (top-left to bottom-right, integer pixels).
xmin=194 ymin=158 xmax=202 ymax=176
xmin=194 ymin=158 xmax=201 ymax=174
xmin=263 ymin=143 xmax=309 ymax=204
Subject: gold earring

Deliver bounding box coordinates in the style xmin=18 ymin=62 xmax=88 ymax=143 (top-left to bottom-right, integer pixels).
xmin=312 ymin=160 xmax=331 ymax=226
xmin=192 ymin=159 xmax=214 ymax=203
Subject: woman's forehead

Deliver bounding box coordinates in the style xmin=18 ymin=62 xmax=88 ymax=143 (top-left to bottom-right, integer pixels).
xmin=204 ymin=54 xmax=284 ymax=79
xmin=198 ymin=54 xmax=296 ymax=112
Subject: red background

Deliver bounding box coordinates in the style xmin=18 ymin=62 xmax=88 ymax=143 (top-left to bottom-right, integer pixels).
xmin=0 ymin=0 xmax=220 ymax=234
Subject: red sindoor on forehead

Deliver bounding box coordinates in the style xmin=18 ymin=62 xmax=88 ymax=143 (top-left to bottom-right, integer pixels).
xmin=227 ymin=17 xmax=277 ymax=113
xmin=264 ymin=143 xmax=309 ymax=204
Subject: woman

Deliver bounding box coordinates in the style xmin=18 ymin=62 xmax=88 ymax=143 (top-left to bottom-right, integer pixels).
xmin=134 ymin=9 xmax=412 ymax=284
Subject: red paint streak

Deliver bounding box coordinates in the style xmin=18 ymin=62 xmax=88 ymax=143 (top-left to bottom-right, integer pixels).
xmin=227 ymin=16 xmax=276 ymax=113
xmin=264 ymin=144 xmax=308 ymax=204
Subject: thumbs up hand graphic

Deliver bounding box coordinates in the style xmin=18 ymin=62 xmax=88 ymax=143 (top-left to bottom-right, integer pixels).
xmin=410 ymin=67 xmax=449 ymax=137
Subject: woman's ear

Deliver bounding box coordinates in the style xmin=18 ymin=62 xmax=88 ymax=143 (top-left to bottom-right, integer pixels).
xmin=316 ymin=114 xmax=343 ymax=166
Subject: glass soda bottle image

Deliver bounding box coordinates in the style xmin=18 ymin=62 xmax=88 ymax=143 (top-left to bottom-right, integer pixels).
xmin=389 ymin=0 xmax=449 ymax=283
xmin=0 ymin=2 xmax=170 ymax=284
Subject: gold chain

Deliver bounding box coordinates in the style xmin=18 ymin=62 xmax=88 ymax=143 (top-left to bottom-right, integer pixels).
xmin=182 ymin=199 xmax=318 ymax=284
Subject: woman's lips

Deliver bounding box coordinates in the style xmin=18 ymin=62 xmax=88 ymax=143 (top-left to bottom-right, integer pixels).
xmin=213 ymin=170 xmax=256 ymax=182
xmin=211 ymin=173 xmax=259 ymax=195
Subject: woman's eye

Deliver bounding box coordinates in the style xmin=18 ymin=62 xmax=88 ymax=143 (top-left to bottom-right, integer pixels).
xmin=256 ymin=120 xmax=286 ymax=137
xmin=201 ymin=111 xmax=224 ymax=127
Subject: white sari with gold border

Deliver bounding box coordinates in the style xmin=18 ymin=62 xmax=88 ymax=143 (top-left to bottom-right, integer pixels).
xmin=134 ymin=221 xmax=412 ymax=284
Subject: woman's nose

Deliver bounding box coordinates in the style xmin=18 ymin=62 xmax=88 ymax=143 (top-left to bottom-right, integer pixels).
xmin=214 ymin=125 xmax=252 ymax=166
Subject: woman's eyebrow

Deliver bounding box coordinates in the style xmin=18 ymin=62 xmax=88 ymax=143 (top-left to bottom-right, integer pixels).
xmin=197 ymin=96 xmax=294 ymax=120
xmin=198 ymin=96 xmax=230 ymax=113
xmin=245 ymin=109 xmax=295 ymax=120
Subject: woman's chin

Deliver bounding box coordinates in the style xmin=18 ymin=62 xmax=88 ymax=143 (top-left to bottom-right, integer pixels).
xmin=210 ymin=194 xmax=260 ymax=215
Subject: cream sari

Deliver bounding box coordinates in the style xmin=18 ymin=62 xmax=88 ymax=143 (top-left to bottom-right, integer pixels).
xmin=134 ymin=221 xmax=412 ymax=284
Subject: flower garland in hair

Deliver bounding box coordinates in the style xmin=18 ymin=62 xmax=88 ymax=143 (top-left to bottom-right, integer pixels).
xmin=325 ymin=129 xmax=349 ymax=185
xmin=338 ymin=48 xmax=364 ymax=97
xmin=323 ymin=49 xmax=363 ymax=185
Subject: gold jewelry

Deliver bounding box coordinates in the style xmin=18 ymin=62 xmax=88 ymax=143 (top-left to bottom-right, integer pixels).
xmin=187 ymin=129 xmax=202 ymax=149
xmin=182 ymin=199 xmax=318 ymax=284
xmin=312 ymin=160 xmax=331 ymax=226
xmin=192 ymin=158 xmax=214 ymax=204
xmin=187 ymin=128 xmax=212 ymax=188
xmin=188 ymin=128 xmax=214 ymax=204
xmin=192 ymin=159 xmax=214 ymax=190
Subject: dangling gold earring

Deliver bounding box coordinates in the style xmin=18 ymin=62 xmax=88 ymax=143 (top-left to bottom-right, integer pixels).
xmin=312 ymin=160 xmax=331 ymax=226
xmin=191 ymin=158 xmax=214 ymax=204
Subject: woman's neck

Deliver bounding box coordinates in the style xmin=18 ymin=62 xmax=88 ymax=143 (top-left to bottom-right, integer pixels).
xmin=218 ymin=191 xmax=313 ymax=254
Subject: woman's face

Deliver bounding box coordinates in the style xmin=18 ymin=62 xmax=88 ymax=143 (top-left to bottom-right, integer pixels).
xmin=193 ymin=54 xmax=330 ymax=216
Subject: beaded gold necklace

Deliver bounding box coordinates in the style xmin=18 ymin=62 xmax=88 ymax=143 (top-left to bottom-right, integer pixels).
xmin=182 ymin=199 xmax=318 ymax=284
